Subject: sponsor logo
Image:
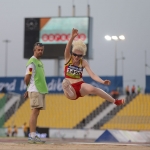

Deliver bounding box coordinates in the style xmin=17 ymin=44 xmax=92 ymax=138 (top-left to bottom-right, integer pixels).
xmin=47 ymin=78 xmax=62 ymax=91
xmin=38 ymin=64 xmax=43 ymax=67
xmin=41 ymin=33 xmax=86 ymax=42
xmin=0 ymin=77 xmax=121 ymax=94
xmin=0 ymin=79 xmax=16 ymax=91
xmin=20 ymin=80 xmax=27 ymax=91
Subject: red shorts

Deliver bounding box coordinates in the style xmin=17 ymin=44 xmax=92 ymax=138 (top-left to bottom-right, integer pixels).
xmin=71 ymin=81 xmax=84 ymax=100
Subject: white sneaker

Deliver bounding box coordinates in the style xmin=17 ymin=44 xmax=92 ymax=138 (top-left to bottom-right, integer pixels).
xmin=28 ymin=136 xmax=45 ymax=144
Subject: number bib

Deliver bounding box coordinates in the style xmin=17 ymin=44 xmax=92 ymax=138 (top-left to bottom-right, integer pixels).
xmin=66 ymin=65 xmax=83 ymax=79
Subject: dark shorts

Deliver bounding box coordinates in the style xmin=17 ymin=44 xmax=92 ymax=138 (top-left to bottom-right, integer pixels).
xmin=71 ymin=81 xmax=84 ymax=100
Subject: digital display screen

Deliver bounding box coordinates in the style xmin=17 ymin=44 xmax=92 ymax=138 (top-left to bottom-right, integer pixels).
xmin=24 ymin=17 xmax=91 ymax=59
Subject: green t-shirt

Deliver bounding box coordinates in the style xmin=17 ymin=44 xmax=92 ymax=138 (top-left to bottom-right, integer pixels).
xmin=26 ymin=57 xmax=48 ymax=94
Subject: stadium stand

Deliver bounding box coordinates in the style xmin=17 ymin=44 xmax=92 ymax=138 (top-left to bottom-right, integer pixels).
xmin=0 ymin=94 xmax=6 ymax=128
xmin=74 ymin=100 xmax=110 ymax=129
xmin=101 ymin=94 xmax=150 ymax=130
xmin=0 ymin=93 xmax=5 ymax=99
xmin=4 ymin=94 xmax=104 ymax=128
xmin=92 ymin=95 xmax=135 ymax=129
xmin=3 ymin=93 xmax=150 ymax=131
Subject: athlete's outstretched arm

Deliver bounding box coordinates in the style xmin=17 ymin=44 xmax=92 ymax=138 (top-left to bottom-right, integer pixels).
xmin=83 ymin=60 xmax=111 ymax=85
xmin=64 ymin=28 xmax=78 ymax=62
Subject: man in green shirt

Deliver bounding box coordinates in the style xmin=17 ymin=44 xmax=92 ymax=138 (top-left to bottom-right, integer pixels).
xmin=24 ymin=42 xmax=48 ymax=144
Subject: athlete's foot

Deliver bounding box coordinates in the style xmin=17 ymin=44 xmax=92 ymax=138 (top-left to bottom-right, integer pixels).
xmin=114 ymin=99 xmax=125 ymax=106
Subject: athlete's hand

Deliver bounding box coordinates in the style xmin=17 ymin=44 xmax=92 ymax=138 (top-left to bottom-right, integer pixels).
xmin=24 ymin=91 xmax=28 ymax=99
xmin=103 ymin=80 xmax=111 ymax=85
xmin=71 ymin=28 xmax=78 ymax=38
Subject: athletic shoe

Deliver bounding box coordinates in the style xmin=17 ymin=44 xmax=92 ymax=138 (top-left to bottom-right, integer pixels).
xmin=114 ymin=99 xmax=125 ymax=106
xmin=28 ymin=136 xmax=45 ymax=144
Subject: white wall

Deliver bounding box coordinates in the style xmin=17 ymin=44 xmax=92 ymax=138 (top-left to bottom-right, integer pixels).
xmin=0 ymin=0 xmax=150 ymax=91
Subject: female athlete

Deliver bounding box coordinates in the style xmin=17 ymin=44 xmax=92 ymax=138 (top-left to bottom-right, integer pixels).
xmin=62 ymin=28 xmax=124 ymax=106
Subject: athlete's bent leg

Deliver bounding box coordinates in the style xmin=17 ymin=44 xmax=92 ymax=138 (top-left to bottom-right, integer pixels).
xmin=80 ymin=83 xmax=124 ymax=105
xmin=62 ymin=79 xmax=76 ymax=99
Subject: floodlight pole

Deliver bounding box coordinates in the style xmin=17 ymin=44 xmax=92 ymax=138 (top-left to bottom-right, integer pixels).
xmin=56 ymin=6 xmax=62 ymax=76
xmin=121 ymin=51 xmax=125 ymax=77
xmin=72 ymin=5 xmax=75 ymax=16
xmin=145 ymin=50 xmax=147 ymax=75
xmin=116 ymin=52 xmax=125 ymax=77
xmin=87 ymin=4 xmax=90 ymax=16
xmin=3 ymin=39 xmax=11 ymax=77
xmin=105 ymin=35 xmax=125 ymax=77
xmin=115 ymin=41 xmax=117 ymax=76
xmin=58 ymin=6 xmax=61 ymax=17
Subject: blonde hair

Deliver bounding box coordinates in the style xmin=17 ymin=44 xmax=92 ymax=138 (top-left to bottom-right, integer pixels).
xmin=72 ymin=39 xmax=87 ymax=56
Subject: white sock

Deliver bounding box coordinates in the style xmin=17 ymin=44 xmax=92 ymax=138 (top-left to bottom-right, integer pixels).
xmin=30 ymin=132 xmax=36 ymax=138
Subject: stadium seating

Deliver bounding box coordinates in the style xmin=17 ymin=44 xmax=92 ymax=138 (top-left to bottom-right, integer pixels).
xmin=4 ymin=94 xmax=104 ymax=128
xmin=4 ymin=97 xmax=31 ymax=128
xmin=101 ymin=94 xmax=150 ymax=130
xmin=4 ymin=93 xmax=150 ymax=130
xmin=0 ymin=93 xmax=5 ymax=99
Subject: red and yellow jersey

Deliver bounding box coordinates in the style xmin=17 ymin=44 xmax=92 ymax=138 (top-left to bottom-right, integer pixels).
xmin=64 ymin=57 xmax=84 ymax=79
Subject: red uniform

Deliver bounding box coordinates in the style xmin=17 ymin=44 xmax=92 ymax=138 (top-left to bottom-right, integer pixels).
xmin=64 ymin=57 xmax=84 ymax=99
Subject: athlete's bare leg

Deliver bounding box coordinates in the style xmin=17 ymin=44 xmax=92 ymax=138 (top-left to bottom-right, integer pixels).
xmin=80 ymin=83 xmax=115 ymax=103
xmin=80 ymin=83 xmax=125 ymax=105
xmin=62 ymin=79 xmax=77 ymax=100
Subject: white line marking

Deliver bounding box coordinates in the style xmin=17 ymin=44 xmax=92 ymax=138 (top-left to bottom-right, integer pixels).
xmin=69 ymin=142 xmax=150 ymax=146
